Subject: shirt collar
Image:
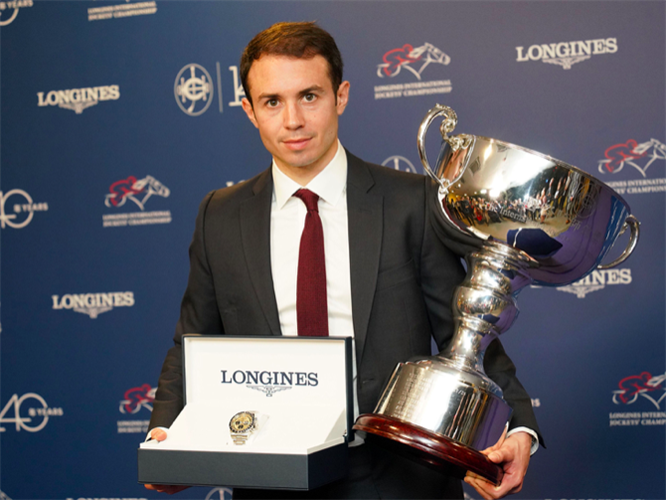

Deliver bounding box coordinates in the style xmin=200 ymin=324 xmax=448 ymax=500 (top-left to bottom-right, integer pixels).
xmin=272 ymin=140 xmax=347 ymax=210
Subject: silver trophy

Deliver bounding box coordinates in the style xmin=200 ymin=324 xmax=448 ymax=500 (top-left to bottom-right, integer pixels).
xmin=354 ymin=104 xmax=640 ymax=484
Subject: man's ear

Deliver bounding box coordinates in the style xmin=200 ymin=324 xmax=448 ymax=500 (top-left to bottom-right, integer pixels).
xmin=241 ymin=98 xmax=259 ymax=128
xmin=336 ymin=81 xmax=350 ymax=116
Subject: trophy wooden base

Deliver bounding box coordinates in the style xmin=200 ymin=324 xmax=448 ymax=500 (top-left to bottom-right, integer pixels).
xmin=354 ymin=414 xmax=503 ymax=486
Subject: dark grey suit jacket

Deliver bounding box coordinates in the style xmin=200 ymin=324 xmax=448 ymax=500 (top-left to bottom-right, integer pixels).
xmin=149 ymin=151 xmax=539 ymax=441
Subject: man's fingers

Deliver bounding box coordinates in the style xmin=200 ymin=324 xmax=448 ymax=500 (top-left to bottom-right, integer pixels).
xmin=150 ymin=428 xmax=168 ymax=441
xmin=143 ymin=484 xmax=190 ymax=495
xmin=465 ymin=433 xmax=530 ymax=499
xmin=464 ymin=476 xmax=497 ymax=500
xmin=465 ymin=475 xmax=520 ymax=500
xmin=465 ymin=470 xmax=483 ymax=481
xmin=486 ymin=449 xmax=507 ymax=464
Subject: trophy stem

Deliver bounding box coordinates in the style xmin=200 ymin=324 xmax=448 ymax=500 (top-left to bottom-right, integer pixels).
xmin=441 ymin=240 xmax=536 ymax=374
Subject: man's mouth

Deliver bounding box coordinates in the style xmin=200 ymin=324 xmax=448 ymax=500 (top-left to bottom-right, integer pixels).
xmin=283 ymin=137 xmax=312 ymax=151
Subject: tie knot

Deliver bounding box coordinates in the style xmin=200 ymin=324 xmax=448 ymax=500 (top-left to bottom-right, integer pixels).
xmin=293 ymin=189 xmax=319 ymax=212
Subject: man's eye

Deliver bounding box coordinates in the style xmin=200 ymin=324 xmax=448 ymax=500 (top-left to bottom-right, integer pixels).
xmin=267 ymin=99 xmax=279 ymax=107
xmin=303 ymin=93 xmax=316 ymax=102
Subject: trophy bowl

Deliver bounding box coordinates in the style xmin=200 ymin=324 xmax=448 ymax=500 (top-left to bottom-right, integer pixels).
xmin=354 ymin=105 xmax=640 ymax=485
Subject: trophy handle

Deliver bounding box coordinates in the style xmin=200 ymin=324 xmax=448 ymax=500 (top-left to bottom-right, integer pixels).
xmin=417 ymin=104 xmax=460 ymax=193
xmin=597 ymin=215 xmax=640 ymax=269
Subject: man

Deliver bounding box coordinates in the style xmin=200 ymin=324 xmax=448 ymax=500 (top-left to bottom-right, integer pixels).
xmin=146 ymin=22 xmax=540 ymax=499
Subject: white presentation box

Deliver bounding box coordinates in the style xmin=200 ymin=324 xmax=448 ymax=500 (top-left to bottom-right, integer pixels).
xmin=138 ymin=335 xmax=353 ymax=490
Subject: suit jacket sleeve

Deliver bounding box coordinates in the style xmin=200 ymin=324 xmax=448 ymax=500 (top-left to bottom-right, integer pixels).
xmin=149 ymin=190 xmax=224 ymax=430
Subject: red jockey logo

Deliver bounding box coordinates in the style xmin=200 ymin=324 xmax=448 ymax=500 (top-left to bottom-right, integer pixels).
xmin=613 ymin=372 xmax=666 ymax=409
xmin=107 ymin=176 xmax=144 ymax=207
xmin=598 ymin=139 xmax=666 ymax=177
xmin=377 ymin=42 xmax=450 ymax=80
xmin=119 ymin=384 xmax=155 ymax=414
xmin=104 ymin=175 xmax=170 ymax=211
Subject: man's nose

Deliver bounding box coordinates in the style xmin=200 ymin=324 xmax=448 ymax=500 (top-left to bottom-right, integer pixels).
xmin=283 ymin=101 xmax=304 ymax=129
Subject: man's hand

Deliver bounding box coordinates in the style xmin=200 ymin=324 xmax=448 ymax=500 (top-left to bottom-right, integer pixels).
xmin=464 ymin=430 xmax=532 ymax=500
xmin=144 ymin=428 xmax=190 ymax=495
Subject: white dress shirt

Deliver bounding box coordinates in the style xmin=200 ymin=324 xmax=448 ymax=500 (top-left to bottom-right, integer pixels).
xmin=270 ymin=140 xmax=353 ymax=339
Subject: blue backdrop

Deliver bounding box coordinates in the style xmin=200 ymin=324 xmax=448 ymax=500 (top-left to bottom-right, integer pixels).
xmin=2 ymin=1 xmax=664 ymax=499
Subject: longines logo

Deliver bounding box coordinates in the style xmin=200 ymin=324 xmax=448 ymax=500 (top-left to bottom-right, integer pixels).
xmin=374 ymin=42 xmax=452 ymax=100
xmin=0 ymin=0 xmax=32 ymax=26
xmin=103 ymin=175 xmax=172 ymax=228
xmin=515 ymin=37 xmax=617 ymax=69
xmin=37 ymin=85 xmax=120 ymax=114
xmin=609 ymin=371 xmax=665 ymax=427
xmin=0 ymin=189 xmax=48 ymax=229
xmin=118 ymin=384 xmax=155 ymax=434
xmin=382 ymin=155 xmax=418 ymax=174
xmin=88 ymin=1 xmax=157 ymax=22
xmin=534 ymin=268 xmax=631 ymax=298
xmin=221 ymin=369 xmax=319 ymax=397
xmin=0 ymin=393 xmax=63 ymax=432
xmin=596 ymin=138 xmax=666 ymax=198
xmin=51 ymin=291 xmax=135 ymax=319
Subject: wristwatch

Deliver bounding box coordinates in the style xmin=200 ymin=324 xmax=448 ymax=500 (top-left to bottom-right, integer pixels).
xmin=229 ymin=411 xmax=257 ymax=445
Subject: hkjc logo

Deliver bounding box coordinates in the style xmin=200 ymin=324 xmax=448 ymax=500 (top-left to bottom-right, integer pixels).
xmin=0 ymin=189 xmax=48 ymax=229
xmin=382 ymin=155 xmax=418 ymax=174
xmin=103 ymin=175 xmax=172 ymax=228
xmin=515 ymin=37 xmax=617 ymax=69
xmin=174 ymin=62 xmax=246 ymax=116
xmin=0 ymin=393 xmax=63 ymax=432
xmin=37 ymin=85 xmax=120 ymax=114
xmin=52 ymin=291 xmax=135 ymax=319
xmin=0 ymin=0 xmax=33 ymax=26
xmin=120 ymin=384 xmax=155 ymax=414
xmin=554 ymin=268 xmax=632 ymax=299
xmin=175 ymin=64 xmax=214 ymax=116
xmin=374 ymin=42 xmax=452 ymax=100
xmin=613 ymin=372 xmax=666 ymax=409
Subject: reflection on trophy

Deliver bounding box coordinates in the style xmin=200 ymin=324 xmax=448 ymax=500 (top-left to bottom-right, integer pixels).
xmin=354 ymin=105 xmax=640 ymax=484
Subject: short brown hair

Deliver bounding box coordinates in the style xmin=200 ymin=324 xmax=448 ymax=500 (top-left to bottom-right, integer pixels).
xmin=240 ymin=22 xmax=343 ymax=104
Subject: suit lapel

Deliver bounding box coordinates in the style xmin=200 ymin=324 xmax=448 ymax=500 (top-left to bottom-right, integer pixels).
xmin=240 ymin=169 xmax=282 ymax=336
xmin=346 ymin=152 xmax=383 ymax=363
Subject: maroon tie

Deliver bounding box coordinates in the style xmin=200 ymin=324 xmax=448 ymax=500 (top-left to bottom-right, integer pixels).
xmin=293 ymin=189 xmax=329 ymax=337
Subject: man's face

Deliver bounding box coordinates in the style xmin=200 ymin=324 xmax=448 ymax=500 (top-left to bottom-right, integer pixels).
xmin=242 ymin=54 xmax=349 ymax=183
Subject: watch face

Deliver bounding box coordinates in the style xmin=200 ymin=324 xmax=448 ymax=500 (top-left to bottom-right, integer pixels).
xmin=230 ymin=412 xmax=255 ymax=433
